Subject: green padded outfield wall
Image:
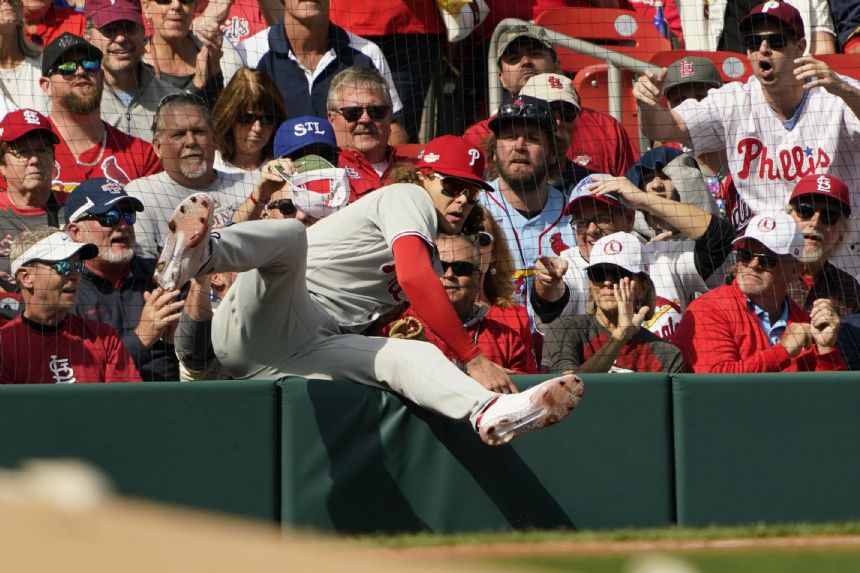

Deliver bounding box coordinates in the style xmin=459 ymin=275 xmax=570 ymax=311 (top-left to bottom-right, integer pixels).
xmin=672 ymin=372 xmax=860 ymax=527
xmin=0 ymin=381 xmax=280 ymax=521
xmin=279 ymin=374 xmax=675 ymax=533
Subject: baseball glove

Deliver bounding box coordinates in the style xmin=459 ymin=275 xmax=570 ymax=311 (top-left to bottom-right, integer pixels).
xmin=387 ymin=316 xmax=426 ymax=340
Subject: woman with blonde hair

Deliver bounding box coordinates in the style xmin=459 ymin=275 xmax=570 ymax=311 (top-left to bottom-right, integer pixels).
xmin=211 ymin=67 xmax=286 ymax=173
xmin=0 ymin=0 xmax=48 ymax=114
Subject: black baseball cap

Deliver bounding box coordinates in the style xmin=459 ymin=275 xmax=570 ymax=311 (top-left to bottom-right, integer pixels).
xmin=41 ymin=33 xmax=103 ymax=77
xmin=488 ymin=96 xmax=557 ymax=135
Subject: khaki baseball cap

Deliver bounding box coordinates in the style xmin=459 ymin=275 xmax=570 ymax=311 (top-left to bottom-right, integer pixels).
xmin=496 ymin=24 xmax=554 ymax=62
xmin=664 ymin=57 xmax=722 ymax=92
xmin=519 ymin=73 xmax=581 ymax=109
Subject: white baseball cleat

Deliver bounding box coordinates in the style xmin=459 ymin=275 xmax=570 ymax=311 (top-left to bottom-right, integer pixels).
xmin=474 ymin=374 xmax=584 ymax=446
xmin=153 ymin=192 xmax=213 ymax=291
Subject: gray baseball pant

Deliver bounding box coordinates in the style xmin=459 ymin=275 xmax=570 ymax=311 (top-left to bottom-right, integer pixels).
xmin=207 ymin=219 xmax=497 ymax=421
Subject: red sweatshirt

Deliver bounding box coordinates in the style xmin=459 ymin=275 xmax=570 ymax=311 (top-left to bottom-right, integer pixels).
xmin=673 ymin=282 xmax=846 ymax=373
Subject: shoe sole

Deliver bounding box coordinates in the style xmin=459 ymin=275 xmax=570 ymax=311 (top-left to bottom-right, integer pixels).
xmin=480 ymin=374 xmax=584 ymax=446
xmin=153 ymin=193 xmax=213 ymax=291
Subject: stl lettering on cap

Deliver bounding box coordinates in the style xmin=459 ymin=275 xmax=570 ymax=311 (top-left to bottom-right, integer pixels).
xmin=23 ymin=110 xmax=41 ymax=125
xmin=547 ymin=76 xmax=564 ymax=89
xmin=817 ymin=175 xmax=832 ymax=192
xmin=679 ymin=60 xmax=695 ymax=78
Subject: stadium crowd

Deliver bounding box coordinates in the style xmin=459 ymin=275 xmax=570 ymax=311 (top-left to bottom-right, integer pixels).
xmin=1 ymin=0 xmax=859 ymax=406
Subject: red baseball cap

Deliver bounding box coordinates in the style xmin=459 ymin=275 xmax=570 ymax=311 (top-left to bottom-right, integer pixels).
xmin=0 ymin=109 xmax=58 ymax=144
xmin=415 ymin=135 xmax=492 ymax=191
xmin=740 ymin=1 xmax=804 ymax=41
xmin=85 ymin=0 xmax=144 ymax=28
xmin=788 ymin=174 xmax=851 ymax=215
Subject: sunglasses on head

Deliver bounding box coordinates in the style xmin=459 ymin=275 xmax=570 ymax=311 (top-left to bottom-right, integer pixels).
xmin=79 ymin=209 xmax=136 ymax=228
xmin=441 ymin=260 xmax=478 ymax=277
xmin=267 ymin=198 xmax=297 ymax=216
xmin=792 ymin=201 xmax=843 ymax=226
xmin=736 ymin=248 xmax=783 ymax=269
xmin=497 ymin=102 xmax=555 ymax=128
xmin=50 ymin=58 xmax=101 ymax=76
xmin=334 ymin=105 xmax=390 ymax=122
xmin=37 ymin=258 xmax=84 ymax=278
xmin=743 ymin=32 xmax=792 ymax=51
xmin=587 ymin=265 xmax=635 ymax=284
xmin=434 ymin=174 xmax=481 ymax=205
xmin=239 ymin=112 xmax=276 ymax=126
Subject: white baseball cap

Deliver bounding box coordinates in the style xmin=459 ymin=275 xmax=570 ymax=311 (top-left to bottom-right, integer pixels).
xmin=10 ymin=231 xmax=98 ymax=275
xmin=732 ymin=211 xmax=804 ymax=259
xmin=585 ymin=232 xmax=648 ymax=275
xmin=519 ymin=73 xmax=581 ymax=110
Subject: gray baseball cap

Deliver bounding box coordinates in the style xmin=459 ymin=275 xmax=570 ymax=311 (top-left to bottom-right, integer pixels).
xmin=496 ymin=24 xmax=554 ymax=62
xmin=664 ymin=56 xmax=722 ymax=92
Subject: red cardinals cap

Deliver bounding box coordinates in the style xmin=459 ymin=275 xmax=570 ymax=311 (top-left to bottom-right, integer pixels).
xmin=740 ymin=1 xmax=804 ymax=40
xmin=85 ymin=0 xmax=144 ymax=28
xmin=788 ymin=174 xmax=851 ymax=215
xmin=415 ymin=135 xmax=492 ymax=191
xmin=0 ymin=109 xmax=58 ymax=144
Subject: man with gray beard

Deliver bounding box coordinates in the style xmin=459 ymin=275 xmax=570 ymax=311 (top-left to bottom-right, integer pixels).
xmin=39 ymin=33 xmax=161 ymax=195
xmin=65 ymin=178 xmax=182 ymax=381
xmin=125 ymin=93 xmax=256 ymax=258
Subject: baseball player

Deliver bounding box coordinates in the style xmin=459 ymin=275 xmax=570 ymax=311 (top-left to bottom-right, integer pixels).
xmin=634 ymin=1 xmax=860 ymax=272
xmin=152 ymin=135 xmax=584 ymax=446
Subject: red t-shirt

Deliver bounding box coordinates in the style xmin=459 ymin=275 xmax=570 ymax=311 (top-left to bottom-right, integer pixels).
xmin=338 ymin=147 xmax=416 ymax=203
xmin=463 ymin=108 xmax=636 ymax=177
xmin=0 ymin=314 xmax=142 ymax=384
xmin=50 ymin=122 xmax=162 ymax=195
xmin=25 ymin=5 xmax=85 ymax=48
xmin=329 ymin=0 xmax=444 ymax=35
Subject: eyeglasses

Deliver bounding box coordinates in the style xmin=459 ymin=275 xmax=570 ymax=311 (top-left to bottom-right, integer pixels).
xmin=435 ymin=174 xmax=481 ymax=205
xmin=333 ymin=106 xmax=390 ymax=122
xmin=152 ymin=0 xmax=195 ymax=5
xmin=477 ymin=231 xmax=493 ymax=247
xmin=572 ymin=214 xmax=615 ymax=231
xmin=742 ymin=32 xmax=792 ymax=51
xmin=6 ymin=146 xmax=52 ymax=161
xmin=792 ymin=201 xmax=843 ymax=226
xmin=496 ymin=102 xmax=555 ymax=130
xmin=736 ymin=249 xmax=783 ymax=269
xmin=49 ymin=58 xmax=101 ymax=76
xmin=79 ymin=209 xmax=136 ymax=227
xmin=266 ymin=198 xmax=297 ymax=216
xmin=587 ymin=265 xmax=634 ymax=284
xmin=35 ymin=259 xmax=84 ymax=278
xmin=239 ymin=112 xmax=276 ymax=126
xmin=551 ymin=102 xmax=577 ymax=123
xmin=441 ymin=260 xmax=478 ymax=277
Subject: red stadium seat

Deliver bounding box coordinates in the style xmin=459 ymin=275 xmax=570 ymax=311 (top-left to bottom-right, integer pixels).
xmin=535 ymin=7 xmax=673 ymax=74
xmin=571 ymin=63 xmax=642 ymax=155
xmin=648 ymin=50 xmax=753 ymax=84
xmin=817 ymin=54 xmax=860 ymax=81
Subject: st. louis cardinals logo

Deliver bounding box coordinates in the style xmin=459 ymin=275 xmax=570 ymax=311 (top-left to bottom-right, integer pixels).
xmin=757 ymin=216 xmax=777 ymax=232
xmin=22 ymin=110 xmax=41 ymax=125
xmin=547 ymin=76 xmax=564 ymax=89
xmin=604 ymin=239 xmax=623 ymax=254
xmin=679 ymin=59 xmax=695 ymax=78
xmin=221 ymin=16 xmax=250 ymax=42
xmin=736 ymin=138 xmax=831 ymax=181
xmin=816 ymin=175 xmax=832 ymax=192
xmin=48 ymin=355 xmax=77 ymax=384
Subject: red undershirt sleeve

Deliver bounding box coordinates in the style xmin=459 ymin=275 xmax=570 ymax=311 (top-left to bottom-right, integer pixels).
xmin=392 ymin=235 xmax=481 ymax=363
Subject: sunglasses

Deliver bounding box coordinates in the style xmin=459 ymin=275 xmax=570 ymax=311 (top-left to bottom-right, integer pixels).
xmin=792 ymin=201 xmax=843 ymax=226
xmin=50 ymin=58 xmax=101 ymax=76
xmin=266 ymin=198 xmax=297 ymax=216
xmin=497 ymin=102 xmax=555 ymax=130
xmin=572 ymin=214 xmax=615 ymax=230
xmin=736 ymin=249 xmax=783 ymax=269
xmin=441 ymin=260 xmax=478 ymax=277
xmin=37 ymin=259 xmax=84 ymax=278
xmin=334 ymin=105 xmax=390 ymax=122
xmin=551 ymin=102 xmax=577 ymax=123
xmin=586 ymin=265 xmax=634 ymax=284
xmin=152 ymin=0 xmax=195 ymax=5
xmin=239 ymin=112 xmax=276 ymax=126
xmin=743 ymin=32 xmax=792 ymax=51
xmin=80 ymin=209 xmax=136 ymax=227
xmin=477 ymin=231 xmax=493 ymax=247
xmin=435 ymin=174 xmax=481 ymax=205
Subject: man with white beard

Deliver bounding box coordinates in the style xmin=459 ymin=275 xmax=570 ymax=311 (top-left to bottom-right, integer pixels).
xmin=65 ymin=178 xmax=182 ymax=381
xmin=784 ymin=174 xmax=860 ymax=315
xmin=125 ymin=92 xmax=255 ymax=258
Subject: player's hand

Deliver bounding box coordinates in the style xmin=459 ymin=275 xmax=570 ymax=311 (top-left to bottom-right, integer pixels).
xmin=135 ymin=288 xmax=185 ymax=349
xmin=780 ymin=322 xmax=813 ymax=357
xmin=611 ymin=277 xmax=650 ymax=341
xmin=809 ymin=298 xmax=841 ymax=352
xmin=534 ymin=255 xmax=568 ymax=302
xmin=794 ymin=56 xmax=842 ymax=94
xmin=587 ymin=176 xmax=647 ymax=207
xmin=633 ymin=68 xmax=668 ymax=108
xmin=466 ymin=353 xmax=518 ymax=394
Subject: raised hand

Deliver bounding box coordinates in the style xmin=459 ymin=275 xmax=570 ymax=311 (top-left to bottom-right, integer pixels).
xmin=633 ymin=68 xmax=669 ymax=108
xmin=611 ymin=277 xmax=649 ymax=341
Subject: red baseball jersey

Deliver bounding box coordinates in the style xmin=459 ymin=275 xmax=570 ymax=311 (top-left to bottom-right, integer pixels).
xmin=25 ymin=6 xmax=85 ymax=48
xmin=337 ymin=147 xmax=416 ymax=203
xmin=0 ymin=314 xmax=142 ymax=384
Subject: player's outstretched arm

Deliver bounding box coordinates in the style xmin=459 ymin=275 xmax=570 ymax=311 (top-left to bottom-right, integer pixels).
xmin=633 ymin=67 xmax=692 ymax=146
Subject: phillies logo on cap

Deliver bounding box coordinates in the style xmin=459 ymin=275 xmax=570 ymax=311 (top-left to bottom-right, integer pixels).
xmin=757 ymin=217 xmax=777 ymax=232
xmin=467 ymin=148 xmax=480 ymax=166
xmin=604 ymin=240 xmax=623 ymax=254
xmin=547 ymin=76 xmax=564 ymax=89
xmin=422 ymin=152 xmax=440 ymax=163
xmin=816 ymin=175 xmax=832 ymax=192
xmin=679 ymin=59 xmax=695 ymax=78
xmin=762 ymin=0 xmax=781 ymax=11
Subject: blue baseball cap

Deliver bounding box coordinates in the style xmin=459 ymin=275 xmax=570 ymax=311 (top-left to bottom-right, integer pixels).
xmin=274 ymin=116 xmax=337 ymax=158
xmin=625 ymin=146 xmax=683 ymax=188
xmin=64 ymin=178 xmax=144 ymax=223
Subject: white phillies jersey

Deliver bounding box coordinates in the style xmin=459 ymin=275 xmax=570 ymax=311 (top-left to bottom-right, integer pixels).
xmin=305 ymin=183 xmax=438 ymax=333
xmin=675 ymin=75 xmax=860 ymax=217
